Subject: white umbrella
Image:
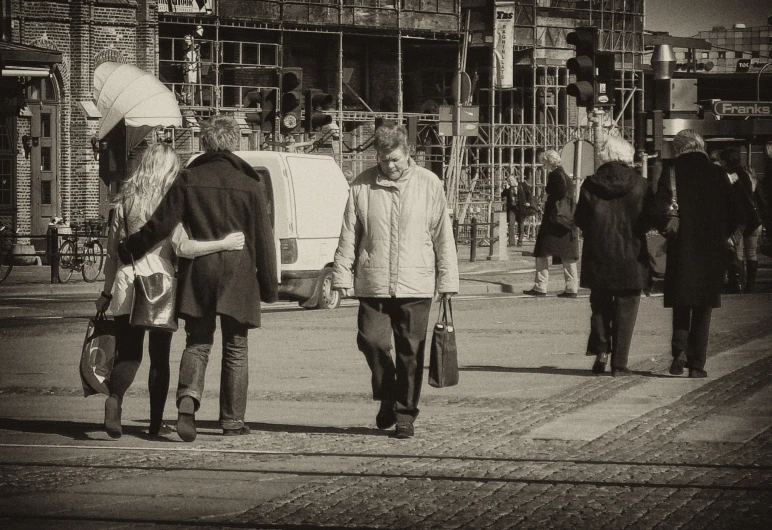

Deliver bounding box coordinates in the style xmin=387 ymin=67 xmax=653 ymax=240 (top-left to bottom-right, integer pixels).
xmin=94 ymin=62 xmax=182 ymax=140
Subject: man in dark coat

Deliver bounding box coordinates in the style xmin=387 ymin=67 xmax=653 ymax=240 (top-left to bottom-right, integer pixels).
xmin=500 ymin=177 xmax=518 ymax=246
xmin=524 ymin=149 xmax=580 ymax=297
xmin=514 ymin=174 xmax=534 ymax=246
xmin=119 ymin=116 xmax=278 ymax=441
xmin=574 ymin=137 xmax=652 ymax=376
xmin=654 ymin=130 xmax=739 ymax=379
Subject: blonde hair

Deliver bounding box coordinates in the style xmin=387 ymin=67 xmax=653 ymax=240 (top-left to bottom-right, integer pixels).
xmin=673 ymin=129 xmax=706 ymax=156
xmin=598 ymin=136 xmax=635 ymax=165
xmin=541 ymin=149 xmax=562 ymax=167
xmin=113 ymin=143 xmax=181 ymax=218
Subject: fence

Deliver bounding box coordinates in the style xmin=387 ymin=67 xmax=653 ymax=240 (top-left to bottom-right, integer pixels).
xmin=453 ymin=211 xmax=504 ymax=262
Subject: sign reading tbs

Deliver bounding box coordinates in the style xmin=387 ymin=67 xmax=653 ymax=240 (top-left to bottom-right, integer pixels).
xmin=713 ymin=101 xmax=772 ymax=117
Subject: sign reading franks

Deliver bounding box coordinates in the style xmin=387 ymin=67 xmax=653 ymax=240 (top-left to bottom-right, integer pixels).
xmin=713 ymin=101 xmax=772 ymax=117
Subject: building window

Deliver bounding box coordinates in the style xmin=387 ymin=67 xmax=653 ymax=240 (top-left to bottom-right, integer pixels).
xmin=41 ymin=114 xmax=51 ymax=138
xmin=701 ymin=51 xmax=709 ymax=59
xmin=41 ymin=147 xmax=51 ymax=172
xmin=40 ymin=180 xmax=51 ymax=205
xmin=718 ymin=51 xmax=726 ymax=59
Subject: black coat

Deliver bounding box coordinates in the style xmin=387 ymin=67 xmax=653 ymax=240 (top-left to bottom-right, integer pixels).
xmin=533 ymin=167 xmax=580 ymax=260
xmin=501 ymin=186 xmax=517 ymax=212
xmin=574 ymin=162 xmax=652 ymax=290
xmin=654 ymin=152 xmax=739 ymax=308
xmin=516 ymin=181 xmax=534 ymax=217
xmin=123 ymin=151 xmax=278 ymax=328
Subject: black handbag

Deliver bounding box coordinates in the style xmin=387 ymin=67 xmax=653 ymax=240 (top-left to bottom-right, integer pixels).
xmin=428 ymin=298 xmax=459 ymax=388
xmin=123 ymin=203 xmax=178 ymax=331
xmin=80 ymin=311 xmax=116 ymax=397
xmin=549 ymin=197 xmax=574 ymax=231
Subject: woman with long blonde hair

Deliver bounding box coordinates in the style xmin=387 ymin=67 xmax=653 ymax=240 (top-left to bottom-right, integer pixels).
xmin=96 ymin=143 xmax=245 ymax=438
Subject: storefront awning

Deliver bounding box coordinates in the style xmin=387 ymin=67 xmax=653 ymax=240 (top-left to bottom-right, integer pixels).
xmin=0 ymin=41 xmax=62 ymax=75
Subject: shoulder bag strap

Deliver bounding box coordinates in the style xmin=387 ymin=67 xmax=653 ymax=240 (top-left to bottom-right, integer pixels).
xmin=669 ymin=166 xmax=677 ymax=207
xmin=122 ymin=201 xmax=137 ymax=274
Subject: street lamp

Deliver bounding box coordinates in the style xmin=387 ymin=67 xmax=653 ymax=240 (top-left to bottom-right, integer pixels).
xmin=757 ymin=62 xmax=772 ymax=101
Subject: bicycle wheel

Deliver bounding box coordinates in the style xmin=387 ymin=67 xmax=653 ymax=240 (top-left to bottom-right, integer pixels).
xmin=82 ymin=240 xmax=104 ymax=283
xmin=0 ymin=246 xmax=13 ymax=283
xmin=57 ymin=241 xmax=75 ymax=283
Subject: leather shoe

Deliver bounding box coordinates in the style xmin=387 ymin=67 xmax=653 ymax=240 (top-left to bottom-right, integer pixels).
xmin=376 ymin=401 xmax=396 ymax=430
xmin=394 ymin=421 xmax=414 ymax=439
xmin=592 ymin=353 xmax=609 ymax=375
xmin=522 ymin=289 xmax=546 ymax=297
xmin=557 ymin=292 xmax=578 ymax=299
xmin=612 ymin=367 xmax=633 ymax=377
xmin=669 ymin=351 xmax=687 ymax=376
xmin=223 ymin=425 xmax=251 ymax=436
xmin=688 ymin=368 xmax=707 ymax=378
xmin=177 ymin=396 xmax=197 ymax=442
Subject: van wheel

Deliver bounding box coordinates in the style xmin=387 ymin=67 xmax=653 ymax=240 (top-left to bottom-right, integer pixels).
xmin=316 ymin=267 xmax=341 ymax=309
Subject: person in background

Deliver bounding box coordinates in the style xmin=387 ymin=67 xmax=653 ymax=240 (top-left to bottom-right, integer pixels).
xmin=573 ymin=137 xmax=652 ymax=376
xmin=720 ymin=147 xmax=762 ymax=293
xmin=655 ymin=130 xmax=739 ymax=379
xmin=332 ymin=123 xmax=459 ymax=439
xmin=96 ymin=143 xmax=245 ymax=438
xmin=501 ymin=177 xmax=518 ymax=246
xmin=118 ymin=116 xmax=278 ymax=442
xmin=514 ymin=172 xmax=533 ymax=247
xmin=523 ymin=149 xmax=579 ymax=298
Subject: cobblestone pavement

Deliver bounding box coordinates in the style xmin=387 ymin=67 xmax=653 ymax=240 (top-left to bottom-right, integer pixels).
xmin=1 ymin=295 xmax=772 ymax=528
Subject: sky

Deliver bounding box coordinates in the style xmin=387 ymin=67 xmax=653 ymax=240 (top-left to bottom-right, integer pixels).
xmin=645 ymin=0 xmax=771 ymax=37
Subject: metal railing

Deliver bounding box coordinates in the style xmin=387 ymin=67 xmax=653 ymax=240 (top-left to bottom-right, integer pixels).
xmin=453 ymin=211 xmax=500 ymax=262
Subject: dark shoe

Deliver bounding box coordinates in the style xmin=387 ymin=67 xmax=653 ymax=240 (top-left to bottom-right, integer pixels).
xmin=745 ymin=260 xmax=758 ymax=294
xmin=592 ymin=353 xmax=609 ymax=375
xmin=376 ymin=401 xmax=396 ymax=430
xmin=688 ymin=368 xmax=708 ymax=378
xmin=557 ymin=292 xmax=578 ymax=299
xmin=669 ymin=351 xmax=687 ymax=376
xmin=177 ymin=396 xmax=197 ymax=442
xmin=394 ymin=421 xmax=414 ymax=439
xmin=104 ymin=395 xmax=122 ymax=439
xmin=223 ymin=425 xmax=251 ymax=436
xmin=523 ymin=289 xmax=546 ymax=297
xmin=149 ymin=422 xmax=175 ymax=437
xmin=612 ymin=367 xmax=633 ymax=377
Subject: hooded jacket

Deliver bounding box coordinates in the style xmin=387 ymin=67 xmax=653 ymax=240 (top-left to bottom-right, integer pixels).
xmin=573 ymin=161 xmax=653 ymax=290
xmin=332 ymin=159 xmax=459 ymax=298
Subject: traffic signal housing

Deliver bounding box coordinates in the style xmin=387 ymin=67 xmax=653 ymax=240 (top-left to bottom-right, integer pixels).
xmin=593 ymin=52 xmax=616 ymax=107
xmin=243 ymin=89 xmax=276 ymax=133
xmin=304 ymin=89 xmax=334 ymax=132
xmin=566 ymin=26 xmax=597 ymax=109
xmin=281 ymin=67 xmax=303 ymax=133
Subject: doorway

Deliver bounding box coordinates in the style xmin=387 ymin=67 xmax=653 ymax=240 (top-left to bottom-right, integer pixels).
xmin=30 ymin=104 xmax=58 ymax=238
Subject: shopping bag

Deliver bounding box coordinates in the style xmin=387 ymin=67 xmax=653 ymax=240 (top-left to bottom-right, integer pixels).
xmin=129 ymin=272 xmax=178 ymax=331
xmin=429 ymin=298 xmax=459 ymax=388
xmin=80 ymin=311 xmax=116 ymax=397
xmin=549 ymin=197 xmax=574 ymax=231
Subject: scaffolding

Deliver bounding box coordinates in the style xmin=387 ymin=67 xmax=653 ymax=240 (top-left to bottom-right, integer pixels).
xmin=156 ymin=0 xmax=644 ymax=220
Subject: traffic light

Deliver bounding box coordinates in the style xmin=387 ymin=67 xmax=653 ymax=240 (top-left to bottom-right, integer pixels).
xmin=594 ymin=52 xmax=616 ymax=107
xmin=244 ymin=89 xmax=276 ymax=132
xmin=280 ymin=67 xmax=303 ymax=133
xmin=304 ymin=89 xmax=333 ymax=132
xmin=566 ymin=26 xmax=598 ymax=109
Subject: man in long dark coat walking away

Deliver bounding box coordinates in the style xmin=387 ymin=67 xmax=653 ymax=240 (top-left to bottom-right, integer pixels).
xmin=119 ymin=116 xmax=278 ymax=441
xmin=654 ymin=129 xmax=739 ymax=379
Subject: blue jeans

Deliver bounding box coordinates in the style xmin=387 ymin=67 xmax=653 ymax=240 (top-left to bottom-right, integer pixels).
xmin=177 ymin=313 xmax=250 ymax=430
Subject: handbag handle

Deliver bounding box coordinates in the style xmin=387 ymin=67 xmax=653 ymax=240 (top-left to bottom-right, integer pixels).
xmin=437 ymin=297 xmax=454 ymax=326
xmin=669 ymin=166 xmax=678 ymax=212
xmin=121 ymin=202 xmax=138 ymax=274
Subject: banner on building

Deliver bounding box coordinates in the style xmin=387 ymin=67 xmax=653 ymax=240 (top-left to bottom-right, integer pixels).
xmin=493 ymin=1 xmax=515 ymax=88
xmin=157 ymin=0 xmax=213 ymax=13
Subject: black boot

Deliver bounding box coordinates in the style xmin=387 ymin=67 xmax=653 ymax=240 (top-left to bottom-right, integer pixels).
xmin=726 ymin=262 xmax=742 ymax=293
xmin=745 ymin=259 xmax=758 ymax=293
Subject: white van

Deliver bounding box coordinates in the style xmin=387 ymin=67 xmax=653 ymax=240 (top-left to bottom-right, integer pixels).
xmin=188 ymin=151 xmax=350 ymax=309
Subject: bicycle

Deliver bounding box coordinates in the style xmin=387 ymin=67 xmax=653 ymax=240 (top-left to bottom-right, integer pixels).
xmin=57 ymin=218 xmax=105 ymax=283
xmin=0 ymin=223 xmax=14 ymax=283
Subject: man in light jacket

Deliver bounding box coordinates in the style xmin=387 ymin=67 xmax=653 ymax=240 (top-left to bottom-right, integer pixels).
xmin=333 ymin=123 xmax=459 ymax=439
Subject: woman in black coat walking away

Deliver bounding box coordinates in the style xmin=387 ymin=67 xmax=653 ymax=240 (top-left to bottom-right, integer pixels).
xmin=523 ymin=149 xmax=580 ymax=297
xmin=574 ymin=137 xmax=652 ymax=376
xmin=655 ymin=130 xmax=739 ymax=378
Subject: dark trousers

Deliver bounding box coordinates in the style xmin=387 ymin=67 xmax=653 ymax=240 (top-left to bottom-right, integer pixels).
xmin=587 ymin=289 xmax=641 ymax=370
xmin=671 ymin=306 xmax=713 ymax=371
xmin=507 ymin=210 xmax=518 ymax=245
xmin=178 ymin=313 xmax=250 ymax=430
xmin=515 ymin=211 xmax=525 ymax=244
xmin=357 ymin=297 xmax=432 ymax=423
xmin=110 ymin=315 xmax=172 ymax=427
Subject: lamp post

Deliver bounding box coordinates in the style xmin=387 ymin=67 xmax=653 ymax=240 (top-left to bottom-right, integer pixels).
xmin=758 ymin=62 xmax=772 ymax=101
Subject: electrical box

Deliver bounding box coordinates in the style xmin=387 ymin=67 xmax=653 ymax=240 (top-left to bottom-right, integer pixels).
xmin=669 ymin=79 xmax=698 ymax=113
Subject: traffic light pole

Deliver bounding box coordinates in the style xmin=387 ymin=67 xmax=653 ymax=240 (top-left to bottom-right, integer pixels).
xmin=591 ymin=108 xmax=605 ymax=170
